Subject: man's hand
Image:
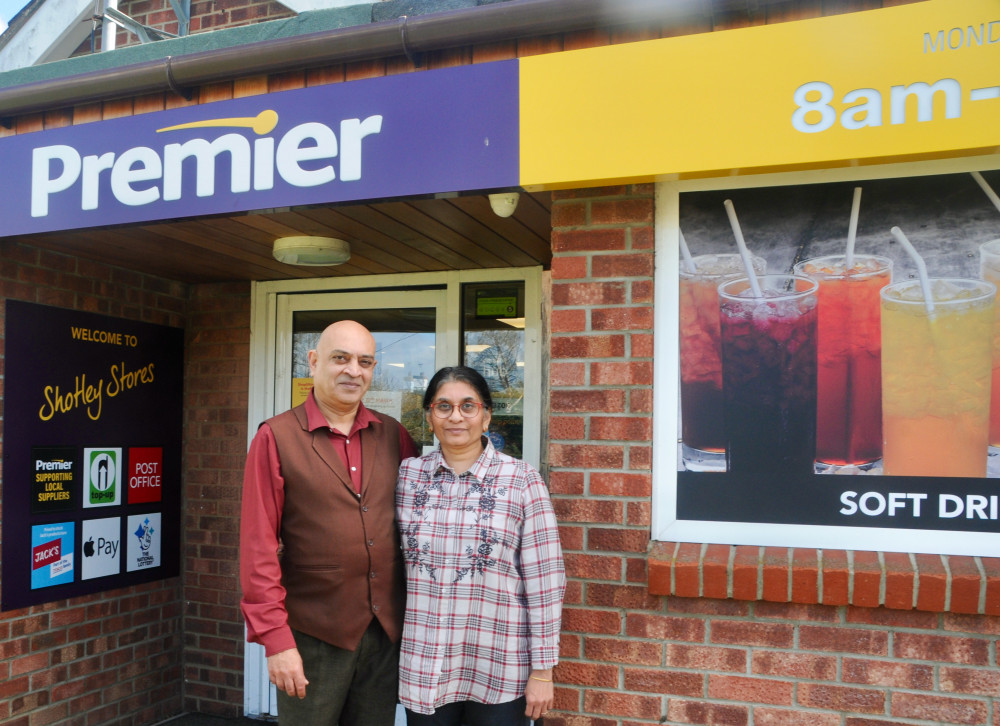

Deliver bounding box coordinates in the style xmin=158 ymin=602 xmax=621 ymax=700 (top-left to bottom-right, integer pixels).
xmin=524 ymin=669 xmax=554 ymax=721
xmin=268 ymin=648 xmax=309 ymax=699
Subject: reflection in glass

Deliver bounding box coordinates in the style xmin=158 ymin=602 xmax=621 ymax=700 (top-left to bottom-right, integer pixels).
xmin=462 ymin=283 xmax=526 ymax=458
xmin=292 ymin=308 xmax=437 ymax=449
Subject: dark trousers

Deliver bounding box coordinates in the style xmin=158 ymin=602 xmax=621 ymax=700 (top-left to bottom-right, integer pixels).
xmin=404 ymin=697 xmax=529 ymax=726
xmin=277 ymin=619 xmax=399 ymax=726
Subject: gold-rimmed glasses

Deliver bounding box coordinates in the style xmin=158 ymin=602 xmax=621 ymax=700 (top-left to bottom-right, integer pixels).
xmin=428 ymin=400 xmax=485 ymax=418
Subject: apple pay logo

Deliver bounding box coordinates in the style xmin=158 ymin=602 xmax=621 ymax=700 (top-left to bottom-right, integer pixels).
xmin=81 ymin=517 xmax=121 ymax=580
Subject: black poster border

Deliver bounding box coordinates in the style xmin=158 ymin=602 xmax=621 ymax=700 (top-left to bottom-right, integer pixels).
xmin=1 ymin=300 xmax=183 ymax=611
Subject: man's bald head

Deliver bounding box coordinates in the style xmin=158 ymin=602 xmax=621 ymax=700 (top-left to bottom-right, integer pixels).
xmin=308 ymin=320 xmax=377 ymax=417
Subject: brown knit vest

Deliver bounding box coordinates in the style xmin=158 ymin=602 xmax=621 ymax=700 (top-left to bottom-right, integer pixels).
xmin=267 ymin=404 xmax=405 ymax=650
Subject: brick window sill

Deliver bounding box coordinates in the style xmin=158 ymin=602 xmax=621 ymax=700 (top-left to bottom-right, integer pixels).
xmin=647 ymin=541 xmax=1000 ymax=615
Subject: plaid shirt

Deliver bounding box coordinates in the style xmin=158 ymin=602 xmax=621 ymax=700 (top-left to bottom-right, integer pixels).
xmin=395 ymin=439 xmax=565 ymax=714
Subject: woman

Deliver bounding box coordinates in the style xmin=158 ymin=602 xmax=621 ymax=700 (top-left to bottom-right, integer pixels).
xmin=396 ymin=366 xmax=566 ymax=725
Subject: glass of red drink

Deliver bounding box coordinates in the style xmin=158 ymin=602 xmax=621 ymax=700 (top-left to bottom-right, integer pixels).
xmin=793 ymin=255 xmax=892 ymax=472
xmin=679 ymin=254 xmax=766 ymax=471
xmin=719 ymin=274 xmax=819 ymax=476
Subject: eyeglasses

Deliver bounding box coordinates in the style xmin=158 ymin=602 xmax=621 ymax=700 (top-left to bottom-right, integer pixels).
xmin=428 ymin=401 xmax=486 ymax=418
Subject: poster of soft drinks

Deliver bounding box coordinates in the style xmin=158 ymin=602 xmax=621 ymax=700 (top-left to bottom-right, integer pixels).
xmin=677 ymin=169 xmax=1000 ymax=479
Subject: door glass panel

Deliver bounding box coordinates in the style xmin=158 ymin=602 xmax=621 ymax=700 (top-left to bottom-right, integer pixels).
xmin=291 ymin=307 xmax=438 ymax=450
xmin=462 ymin=282 xmax=526 ymax=458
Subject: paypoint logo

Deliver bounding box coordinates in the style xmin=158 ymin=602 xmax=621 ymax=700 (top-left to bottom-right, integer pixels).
xmin=29 ymin=109 xmax=383 ymax=217
xmin=83 ymin=447 xmax=122 ymax=508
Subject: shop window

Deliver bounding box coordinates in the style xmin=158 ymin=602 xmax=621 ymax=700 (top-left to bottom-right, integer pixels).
xmin=653 ymin=160 xmax=1000 ymax=557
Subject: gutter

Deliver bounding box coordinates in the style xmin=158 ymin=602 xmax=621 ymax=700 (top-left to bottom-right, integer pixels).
xmin=0 ymin=0 xmax=708 ymax=119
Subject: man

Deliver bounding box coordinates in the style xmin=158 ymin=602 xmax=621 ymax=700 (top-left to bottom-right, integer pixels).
xmin=240 ymin=320 xmax=419 ymax=725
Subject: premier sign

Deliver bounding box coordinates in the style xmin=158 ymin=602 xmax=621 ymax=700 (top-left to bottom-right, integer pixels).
xmin=0 ymin=61 xmax=518 ymax=236
xmin=31 ymin=113 xmax=383 ymax=217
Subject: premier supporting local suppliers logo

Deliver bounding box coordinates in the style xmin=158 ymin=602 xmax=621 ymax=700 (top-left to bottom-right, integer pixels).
xmin=30 ymin=110 xmax=383 ymax=218
xmin=83 ymin=448 xmax=122 ymax=507
xmin=31 ymin=445 xmax=77 ymax=513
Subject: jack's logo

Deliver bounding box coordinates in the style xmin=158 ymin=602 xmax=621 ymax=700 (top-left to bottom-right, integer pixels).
xmin=83 ymin=448 xmax=122 ymax=507
xmin=30 ymin=522 xmax=74 ymax=589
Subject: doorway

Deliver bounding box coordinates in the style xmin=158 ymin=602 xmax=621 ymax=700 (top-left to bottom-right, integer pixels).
xmin=243 ymin=268 xmax=544 ymax=717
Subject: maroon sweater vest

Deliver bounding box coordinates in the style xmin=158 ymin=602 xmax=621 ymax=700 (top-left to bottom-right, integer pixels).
xmin=267 ymin=404 xmax=405 ymax=650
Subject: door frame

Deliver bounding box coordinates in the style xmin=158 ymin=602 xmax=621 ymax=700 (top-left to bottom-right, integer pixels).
xmin=243 ymin=266 xmax=545 ymax=716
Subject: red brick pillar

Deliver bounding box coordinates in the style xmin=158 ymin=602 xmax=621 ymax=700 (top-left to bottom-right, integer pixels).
xmin=547 ymin=184 xmax=657 ymax=720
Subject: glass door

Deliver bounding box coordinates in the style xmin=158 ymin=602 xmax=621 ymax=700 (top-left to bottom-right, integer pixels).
xmin=277 ymin=290 xmax=451 ymax=452
xmin=244 ymin=267 xmax=542 ymax=719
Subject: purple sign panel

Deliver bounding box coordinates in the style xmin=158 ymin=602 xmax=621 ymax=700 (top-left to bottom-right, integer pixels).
xmin=0 ymin=61 xmax=519 ymax=236
xmin=1 ymin=301 xmax=183 ymax=611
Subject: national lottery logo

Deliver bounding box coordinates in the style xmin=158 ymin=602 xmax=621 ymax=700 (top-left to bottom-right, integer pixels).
xmin=84 ymin=448 xmax=122 ymax=507
xmin=126 ymin=513 xmax=161 ymax=572
xmin=134 ymin=517 xmax=154 ymax=554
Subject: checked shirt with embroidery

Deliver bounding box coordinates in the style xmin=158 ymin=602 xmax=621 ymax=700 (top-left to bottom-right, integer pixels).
xmin=395 ymin=439 xmax=565 ymax=714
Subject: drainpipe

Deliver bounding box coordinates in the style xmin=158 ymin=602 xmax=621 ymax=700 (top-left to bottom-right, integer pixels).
xmin=0 ymin=0 xmax=708 ymax=119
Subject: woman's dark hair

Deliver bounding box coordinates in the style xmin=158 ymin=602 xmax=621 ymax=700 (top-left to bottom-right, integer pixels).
xmin=423 ymin=366 xmax=493 ymax=410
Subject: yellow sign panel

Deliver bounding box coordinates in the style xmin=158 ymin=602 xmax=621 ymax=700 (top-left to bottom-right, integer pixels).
xmin=519 ymin=0 xmax=1000 ymax=187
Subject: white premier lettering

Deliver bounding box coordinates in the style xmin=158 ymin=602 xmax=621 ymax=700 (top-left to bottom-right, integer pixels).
xmin=36 ymin=459 xmax=72 ymax=471
xmin=163 ymin=134 xmax=251 ymax=200
xmin=30 ymin=115 xmax=383 ymax=218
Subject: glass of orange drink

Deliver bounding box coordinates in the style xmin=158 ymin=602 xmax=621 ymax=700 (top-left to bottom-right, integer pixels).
xmin=880 ymin=278 xmax=995 ymax=477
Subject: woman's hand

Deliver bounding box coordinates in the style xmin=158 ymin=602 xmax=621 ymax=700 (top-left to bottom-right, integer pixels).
xmin=524 ymin=669 xmax=554 ymax=720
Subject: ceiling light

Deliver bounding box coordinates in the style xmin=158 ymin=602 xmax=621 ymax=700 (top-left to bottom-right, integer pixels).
xmin=488 ymin=192 xmax=519 ymax=218
xmin=273 ymin=236 xmax=351 ymax=266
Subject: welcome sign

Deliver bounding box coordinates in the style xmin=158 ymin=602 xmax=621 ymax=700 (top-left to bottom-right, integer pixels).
xmin=1 ymin=301 xmax=183 ymax=611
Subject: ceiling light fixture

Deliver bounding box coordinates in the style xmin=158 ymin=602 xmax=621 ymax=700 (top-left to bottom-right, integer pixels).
xmin=488 ymin=192 xmax=520 ymax=218
xmin=273 ymin=236 xmax=351 ymax=266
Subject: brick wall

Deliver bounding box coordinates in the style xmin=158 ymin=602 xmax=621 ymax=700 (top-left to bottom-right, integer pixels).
xmin=0 ymin=241 xmax=187 ymax=726
xmin=546 ymin=185 xmax=1000 ymax=726
xmin=181 ymin=282 xmax=251 ymax=716
xmin=82 ymin=0 xmax=295 ymax=54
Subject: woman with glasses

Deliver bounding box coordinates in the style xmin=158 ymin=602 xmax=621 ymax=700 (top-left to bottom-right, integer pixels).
xmin=395 ymin=366 xmax=565 ymax=726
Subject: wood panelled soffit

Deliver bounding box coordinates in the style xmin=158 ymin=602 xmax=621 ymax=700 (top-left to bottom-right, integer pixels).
xmin=7 ymin=192 xmax=552 ymax=284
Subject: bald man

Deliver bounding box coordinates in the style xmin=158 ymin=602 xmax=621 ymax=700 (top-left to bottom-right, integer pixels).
xmin=240 ymin=321 xmax=419 ymax=725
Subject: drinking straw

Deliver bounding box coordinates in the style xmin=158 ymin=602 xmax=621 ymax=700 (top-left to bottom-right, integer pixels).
xmin=723 ymin=199 xmax=763 ymax=298
xmin=971 ymin=171 xmax=1000 ymax=215
xmin=678 ymin=229 xmax=697 ymax=274
xmin=889 ymin=226 xmax=935 ymax=316
xmin=845 ymin=186 xmax=862 ymax=269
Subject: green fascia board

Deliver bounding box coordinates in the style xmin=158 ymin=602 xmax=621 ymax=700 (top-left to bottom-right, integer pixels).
xmin=0 ymin=3 xmax=376 ymax=89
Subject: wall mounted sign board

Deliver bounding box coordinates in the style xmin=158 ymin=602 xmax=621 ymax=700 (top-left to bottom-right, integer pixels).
xmin=1 ymin=301 xmax=183 ymax=611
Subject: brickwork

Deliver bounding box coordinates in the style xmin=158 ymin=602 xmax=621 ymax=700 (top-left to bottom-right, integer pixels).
xmin=73 ymin=0 xmax=295 ymax=55
xmin=3 ymin=0 xmax=986 ymax=724
xmin=181 ymin=282 xmax=251 ymax=716
xmin=546 ymin=185 xmax=1000 ymax=726
xmin=0 ymin=240 xmax=187 ymax=726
